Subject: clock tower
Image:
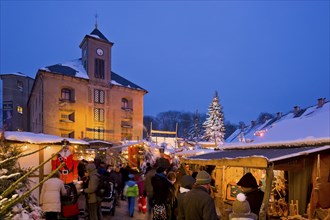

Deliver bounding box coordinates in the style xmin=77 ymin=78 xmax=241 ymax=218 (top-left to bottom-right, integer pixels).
xmin=79 ymin=27 xmax=114 ymax=83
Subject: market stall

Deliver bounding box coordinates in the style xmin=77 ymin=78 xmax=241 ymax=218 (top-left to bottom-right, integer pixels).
xmin=180 ymin=138 xmax=330 ymax=220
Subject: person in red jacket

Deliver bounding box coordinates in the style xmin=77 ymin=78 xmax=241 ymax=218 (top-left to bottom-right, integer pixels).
xmin=51 ymin=143 xmax=78 ymax=184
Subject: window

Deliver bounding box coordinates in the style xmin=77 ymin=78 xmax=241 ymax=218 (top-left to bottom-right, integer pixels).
xmin=94 ymin=127 xmax=104 ymax=140
xmin=61 ymin=131 xmax=74 ymax=138
xmin=94 ymin=89 xmax=105 ymax=104
xmin=94 ymin=108 xmax=104 ymax=122
xmin=60 ymin=112 xmax=75 ymax=122
xmin=121 ymin=128 xmax=132 ymax=141
xmin=95 ymin=58 xmax=105 ymax=79
xmin=17 ymin=80 xmax=23 ymax=91
xmin=83 ymin=60 xmax=88 ymax=70
xmin=68 ymin=132 xmax=74 ymax=138
xmin=122 ymin=98 xmax=128 ymax=109
xmin=121 ymin=121 xmax=132 ymax=128
xmin=17 ymin=106 xmax=23 ymax=114
xmin=60 ymin=88 xmax=75 ymax=102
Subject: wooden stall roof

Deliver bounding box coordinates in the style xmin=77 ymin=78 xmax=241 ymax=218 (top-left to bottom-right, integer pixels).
xmin=181 ymin=144 xmax=330 ymax=169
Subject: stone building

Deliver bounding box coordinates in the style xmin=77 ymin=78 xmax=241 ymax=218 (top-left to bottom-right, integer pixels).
xmin=28 ymin=27 xmax=147 ymax=143
xmin=0 ymin=72 xmax=34 ymax=131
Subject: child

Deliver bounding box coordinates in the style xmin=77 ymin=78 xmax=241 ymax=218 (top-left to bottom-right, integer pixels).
xmin=123 ymin=174 xmax=139 ymax=217
xmin=229 ymin=193 xmax=258 ymax=220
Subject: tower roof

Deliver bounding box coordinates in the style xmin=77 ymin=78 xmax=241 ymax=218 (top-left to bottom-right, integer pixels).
xmin=89 ymin=28 xmax=109 ymax=42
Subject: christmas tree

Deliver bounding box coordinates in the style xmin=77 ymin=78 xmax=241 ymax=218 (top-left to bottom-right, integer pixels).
xmin=0 ymin=132 xmax=66 ymax=219
xmin=203 ymin=91 xmax=226 ymax=146
xmin=0 ymin=135 xmax=43 ymax=219
xmin=188 ymin=110 xmax=204 ymax=144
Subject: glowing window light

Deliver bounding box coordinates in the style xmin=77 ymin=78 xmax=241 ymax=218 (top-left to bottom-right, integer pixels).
xmin=254 ymin=129 xmax=267 ymax=137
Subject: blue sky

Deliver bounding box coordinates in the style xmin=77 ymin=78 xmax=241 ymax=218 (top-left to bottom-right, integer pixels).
xmin=1 ymin=1 xmax=329 ymax=124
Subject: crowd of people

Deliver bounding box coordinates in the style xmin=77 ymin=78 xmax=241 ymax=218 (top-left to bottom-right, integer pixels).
xmin=39 ymin=153 xmax=265 ymax=220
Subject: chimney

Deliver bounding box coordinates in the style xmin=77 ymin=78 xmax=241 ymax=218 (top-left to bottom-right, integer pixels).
xmin=317 ymin=98 xmax=325 ymax=108
xmin=251 ymin=120 xmax=256 ymax=127
xmin=276 ymin=112 xmax=282 ymax=120
xmin=294 ymin=106 xmax=300 ymax=115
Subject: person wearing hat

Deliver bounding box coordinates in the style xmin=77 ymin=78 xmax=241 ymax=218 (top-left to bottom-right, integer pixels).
xmin=179 ymin=170 xmax=218 ymax=220
xmin=151 ymin=166 xmax=174 ymax=219
xmin=84 ymin=163 xmax=102 ymax=220
xmin=237 ymin=172 xmax=264 ymax=216
xmin=123 ymin=174 xmax=139 ymax=217
xmin=229 ymin=193 xmax=258 ymax=220
xmin=177 ymin=175 xmax=196 ymax=219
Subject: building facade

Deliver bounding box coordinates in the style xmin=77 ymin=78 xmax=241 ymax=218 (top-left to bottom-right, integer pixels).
xmin=28 ymin=27 xmax=147 ymax=143
xmin=0 ymin=73 xmax=34 ymax=131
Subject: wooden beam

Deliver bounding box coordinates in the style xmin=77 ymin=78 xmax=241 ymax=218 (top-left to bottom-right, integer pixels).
xmin=180 ymin=156 xmax=269 ymax=169
xmin=259 ymin=165 xmax=274 ymax=220
xmin=151 ymin=129 xmax=177 ymax=135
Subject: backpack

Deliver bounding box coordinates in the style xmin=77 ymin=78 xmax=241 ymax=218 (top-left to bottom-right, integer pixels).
xmin=96 ymin=175 xmax=113 ymax=199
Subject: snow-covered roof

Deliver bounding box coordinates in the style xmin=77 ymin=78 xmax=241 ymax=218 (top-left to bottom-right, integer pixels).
xmin=182 ymin=145 xmax=330 ymax=168
xmin=40 ymin=59 xmax=89 ymax=80
xmin=4 ymin=131 xmax=89 ymax=145
xmin=89 ymin=28 xmax=110 ymax=42
xmin=88 ymin=140 xmax=113 ymax=145
xmin=182 ymin=101 xmax=330 ymax=164
xmin=226 ymin=101 xmax=330 ymax=144
xmin=175 ymin=148 xmax=214 ymax=157
xmin=0 ymin=72 xmax=33 ymax=79
xmin=39 ymin=58 xmax=147 ymax=92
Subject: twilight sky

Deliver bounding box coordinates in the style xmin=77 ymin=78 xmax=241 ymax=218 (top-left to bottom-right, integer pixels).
xmin=1 ymin=1 xmax=329 ymax=124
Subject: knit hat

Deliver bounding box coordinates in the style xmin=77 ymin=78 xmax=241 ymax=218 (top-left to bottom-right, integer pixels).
xmin=237 ymin=172 xmax=258 ymax=188
xmin=180 ymin=175 xmax=196 ymax=189
xmin=195 ymin=171 xmax=211 ymax=185
xmin=86 ymin=163 xmax=96 ymax=172
xmin=232 ymin=193 xmax=250 ymax=214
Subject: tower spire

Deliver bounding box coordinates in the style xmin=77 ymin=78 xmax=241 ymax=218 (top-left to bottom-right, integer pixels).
xmin=94 ymin=12 xmax=98 ymax=29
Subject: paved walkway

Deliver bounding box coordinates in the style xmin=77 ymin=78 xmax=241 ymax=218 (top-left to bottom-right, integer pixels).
xmin=77 ymin=194 xmax=149 ymax=220
xmin=102 ymin=198 xmax=149 ymax=220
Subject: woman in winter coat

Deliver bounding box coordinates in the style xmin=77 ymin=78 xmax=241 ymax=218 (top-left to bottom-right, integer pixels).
xmin=40 ymin=171 xmax=67 ymax=220
xmin=123 ymin=174 xmax=139 ymax=217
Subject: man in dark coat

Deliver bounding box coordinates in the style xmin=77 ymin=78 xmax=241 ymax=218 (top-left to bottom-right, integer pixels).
xmin=237 ymin=172 xmax=264 ymax=216
xmin=144 ymin=163 xmax=157 ymax=219
xmin=180 ymin=171 xmax=218 ymax=220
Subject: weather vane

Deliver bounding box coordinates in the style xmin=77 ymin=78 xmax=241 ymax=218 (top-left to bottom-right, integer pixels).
xmin=95 ymin=12 xmax=98 ymax=29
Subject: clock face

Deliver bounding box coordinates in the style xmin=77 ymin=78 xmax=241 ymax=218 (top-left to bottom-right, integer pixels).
xmin=96 ymin=48 xmax=104 ymax=56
